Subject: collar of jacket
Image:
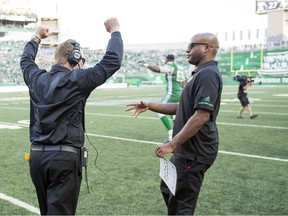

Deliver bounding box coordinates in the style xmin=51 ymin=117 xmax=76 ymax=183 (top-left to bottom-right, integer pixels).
xmin=50 ymin=64 xmax=72 ymax=73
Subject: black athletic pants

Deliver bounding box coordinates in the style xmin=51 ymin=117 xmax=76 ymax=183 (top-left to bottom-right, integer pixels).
xmin=29 ymin=150 xmax=82 ymax=215
xmin=160 ymin=155 xmax=211 ymax=215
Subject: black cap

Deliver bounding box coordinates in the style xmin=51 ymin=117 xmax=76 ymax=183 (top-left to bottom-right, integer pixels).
xmin=166 ymin=54 xmax=175 ymax=60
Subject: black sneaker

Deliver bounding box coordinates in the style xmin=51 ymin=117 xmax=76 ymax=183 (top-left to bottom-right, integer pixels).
xmin=237 ymin=116 xmax=244 ymax=119
xmin=250 ymin=114 xmax=258 ymax=119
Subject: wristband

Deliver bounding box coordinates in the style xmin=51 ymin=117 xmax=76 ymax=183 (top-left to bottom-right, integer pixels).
xmin=31 ymin=34 xmax=41 ymax=44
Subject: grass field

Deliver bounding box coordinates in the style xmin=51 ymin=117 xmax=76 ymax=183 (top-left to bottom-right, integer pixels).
xmin=0 ymin=84 xmax=287 ymax=215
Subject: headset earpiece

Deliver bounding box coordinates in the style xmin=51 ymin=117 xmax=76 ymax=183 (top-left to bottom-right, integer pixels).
xmin=67 ymin=39 xmax=82 ymax=66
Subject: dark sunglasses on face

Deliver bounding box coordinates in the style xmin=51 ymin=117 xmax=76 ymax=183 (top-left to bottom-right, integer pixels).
xmin=187 ymin=42 xmax=212 ymax=50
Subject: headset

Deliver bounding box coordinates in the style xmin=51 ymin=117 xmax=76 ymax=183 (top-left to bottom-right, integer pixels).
xmin=67 ymin=39 xmax=82 ymax=66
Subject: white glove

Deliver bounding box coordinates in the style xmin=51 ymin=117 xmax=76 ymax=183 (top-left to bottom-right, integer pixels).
xmin=138 ymin=61 xmax=149 ymax=67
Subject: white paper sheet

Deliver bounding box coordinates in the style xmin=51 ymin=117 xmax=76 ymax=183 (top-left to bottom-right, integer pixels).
xmin=159 ymin=157 xmax=177 ymax=196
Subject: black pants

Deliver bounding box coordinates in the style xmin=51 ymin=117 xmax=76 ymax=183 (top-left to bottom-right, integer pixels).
xmin=160 ymin=155 xmax=211 ymax=215
xmin=29 ymin=151 xmax=82 ymax=215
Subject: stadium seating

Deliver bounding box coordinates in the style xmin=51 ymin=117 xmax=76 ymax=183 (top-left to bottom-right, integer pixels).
xmin=1 ymin=40 xmax=288 ymax=86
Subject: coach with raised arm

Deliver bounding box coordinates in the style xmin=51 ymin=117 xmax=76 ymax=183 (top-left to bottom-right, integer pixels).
xmin=20 ymin=17 xmax=123 ymax=215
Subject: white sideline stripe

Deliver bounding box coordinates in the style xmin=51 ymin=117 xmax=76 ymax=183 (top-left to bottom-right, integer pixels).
xmin=0 ymin=192 xmax=40 ymax=215
xmin=217 ymin=122 xmax=288 ymax=130
xmin=2 ymin=105 xmax=288 ymax=115
xmin=87 ymin=113 xmax=288 ymax=130
xmin=1 ymin=111 xmax=288 ymax=130
xmin=218 ymin=151 xmax=288 ymax=162
xmin=0 ymin=124 xmax=22 ymax=129
xmin=220 ymin=109 xmax=288 ymax=116
xmin=1 ymin=111 xmax=288 ymax=131
xmin=0 ymin=121 xmax=28 ymax=127
xmin=87 ymin=133 xmax=160 ymax=145
xmin=86 ymin=133 xmax=288 ymax=162
xmin=222 ymin=103 xmax=288 ymax=108
xmin=87 ymin=112 xmax=157 ymax=120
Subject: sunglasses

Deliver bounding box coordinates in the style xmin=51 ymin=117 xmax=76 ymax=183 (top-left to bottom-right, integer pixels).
xmin=187 ymin=42 xmax=212 ymax=50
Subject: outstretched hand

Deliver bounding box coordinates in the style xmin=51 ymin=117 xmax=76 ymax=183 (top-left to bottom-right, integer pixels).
xmin=125 ymin=101 xmax=148 ymax=118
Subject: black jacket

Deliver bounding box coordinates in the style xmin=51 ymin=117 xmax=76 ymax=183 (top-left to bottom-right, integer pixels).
xmin=20 ymin=32 xmax=123 ymax=148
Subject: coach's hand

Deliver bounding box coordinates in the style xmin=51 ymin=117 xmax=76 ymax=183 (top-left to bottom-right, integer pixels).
xmin=154 ymin=141 xmax=176 ymax=158
xmin=36 ymin=26 xmax=49 ymax=39
xmin=104 ymin=17 xmax=120 ymax=33
xmin=125 ymin=101 xmax=149 ymax=118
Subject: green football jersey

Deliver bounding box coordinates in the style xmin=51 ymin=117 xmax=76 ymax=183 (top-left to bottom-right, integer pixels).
xmin=164 ymin=61 xmax=185 ymax=98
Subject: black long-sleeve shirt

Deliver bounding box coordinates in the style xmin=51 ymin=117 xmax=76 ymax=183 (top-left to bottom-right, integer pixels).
xmin=20 ymin=32 xmax=123 ymax=147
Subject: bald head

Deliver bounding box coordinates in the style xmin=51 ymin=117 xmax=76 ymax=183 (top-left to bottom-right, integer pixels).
xmin=186 ymin=32 xmax=220 ymax=66
xmin=192 ymin=33 xmax=219 ymax=56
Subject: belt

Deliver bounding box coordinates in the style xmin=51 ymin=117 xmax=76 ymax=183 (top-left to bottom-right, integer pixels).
xmin=31 ymin=144 xmax=80 ymax=154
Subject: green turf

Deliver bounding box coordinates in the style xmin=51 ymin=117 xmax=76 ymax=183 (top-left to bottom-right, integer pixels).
xmin=0 ymin=84 xmax=287 ymax=215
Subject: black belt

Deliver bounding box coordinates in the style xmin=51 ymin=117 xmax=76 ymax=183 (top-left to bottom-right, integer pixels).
xmin=31 ymin=144 xmax=80 ymax=154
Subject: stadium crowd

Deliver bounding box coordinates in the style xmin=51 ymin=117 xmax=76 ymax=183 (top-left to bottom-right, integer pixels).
xmin=0 ymin=40 xmax=26 ymax=84
xmin=0 ymin=40 xmax=190 ymax=85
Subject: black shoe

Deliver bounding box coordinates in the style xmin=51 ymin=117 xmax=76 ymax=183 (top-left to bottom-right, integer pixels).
xmin=237 ymin=116 xmax=244 ymax=119
xmin=250 ymin=114 xmax=258 ymax=119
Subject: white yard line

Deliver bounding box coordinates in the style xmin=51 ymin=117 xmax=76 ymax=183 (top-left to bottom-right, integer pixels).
xmin=218 ymin=150 xmax=288 ymax=162
xmin=217 ymin=122 xmax=288 ymax=130
xmin=0 ymin=193 xmax=39 ymax=215
xmin=86 ymin=133 xmax=288 ymax=162
xmin=0 ymin=118 xmax=285 ymax=160
xmin=86 ymin=113 xmax=288 ymax=129
xmin=220 ymin=109 xmax=288 ymax=116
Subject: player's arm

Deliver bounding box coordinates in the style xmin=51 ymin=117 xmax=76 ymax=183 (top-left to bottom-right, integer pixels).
xmin=148 ymin=65 xmax=161 ymax=73
xmin=138 ymin=61 xmax=172 ymax=73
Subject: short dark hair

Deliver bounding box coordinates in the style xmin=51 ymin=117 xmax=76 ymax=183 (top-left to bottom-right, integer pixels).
xmin=166 ymin=54 xmax=175 ymax=60
xmin=54 ymin=41 xmax=74 ymax=65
